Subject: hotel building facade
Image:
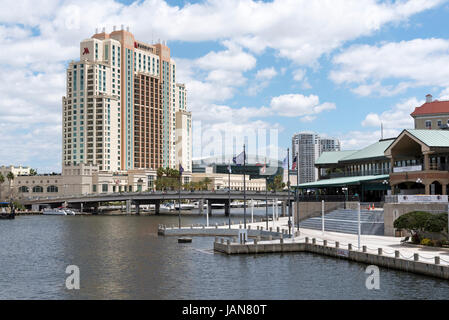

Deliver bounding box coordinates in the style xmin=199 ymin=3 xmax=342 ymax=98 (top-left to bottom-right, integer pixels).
xmin=62 ymin=27 xmax=192 ymax=173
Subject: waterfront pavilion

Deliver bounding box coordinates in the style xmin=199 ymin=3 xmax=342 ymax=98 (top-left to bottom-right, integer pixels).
xmin=296 ymin=139 xmax=394 ymax=202
xmin=385 ymin=129 xmax=449 ymax=195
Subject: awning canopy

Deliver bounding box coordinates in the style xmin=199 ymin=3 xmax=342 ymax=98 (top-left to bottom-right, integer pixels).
xmin=296 ymin=174 xmax=389 ymax=189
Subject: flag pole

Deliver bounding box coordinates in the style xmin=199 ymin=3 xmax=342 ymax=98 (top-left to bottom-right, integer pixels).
xmin=243 ymin=144 xmax=247 ymax=232
xmin=265 ymin=158 xmax=268 ymax=230
xmin=228 ymin=160 xmax=231 ymax=229
xmin=287 ymin=148 xmax=291 ymax=236
xmin=178 ymin=164 xmax=182 ymax=229
xmin=296 ymin=151 xmax=300 ymax=229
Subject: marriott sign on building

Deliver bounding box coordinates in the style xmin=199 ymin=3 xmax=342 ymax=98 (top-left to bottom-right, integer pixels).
xmin=63 ymin=27 xmax=191 ymax=173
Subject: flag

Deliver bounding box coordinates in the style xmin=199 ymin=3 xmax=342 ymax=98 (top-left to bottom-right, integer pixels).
xmin=233 ymin=151 xmax=245 ymax=166
xmin=179 ymin=163 xmax=184 ymax=174
xmin=260 ymin=163 xmax=266 ymax=175
xmin=292 ymin=155 xmax=297 ymax=170
xmin=227 ymin=164 xmax=232 ymax=173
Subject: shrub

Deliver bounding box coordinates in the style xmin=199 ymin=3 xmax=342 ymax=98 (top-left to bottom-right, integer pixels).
xmin=420 ymin=238 xmax=433 ymax=246
xmin=411 ymin=233 xmax=421 ymax=244
xmin=424 ymin=212 xmax=448 ymax=233
xmin=432 ymin=240 xmax=442 ymax=247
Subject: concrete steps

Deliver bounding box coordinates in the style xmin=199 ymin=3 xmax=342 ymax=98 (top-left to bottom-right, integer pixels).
xmin=299 ymin=208 xmax=384 ymax=235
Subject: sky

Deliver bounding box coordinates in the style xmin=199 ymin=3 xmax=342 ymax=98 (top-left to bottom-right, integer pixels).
xmin=1 ymin=0 xmax=449 ymax=172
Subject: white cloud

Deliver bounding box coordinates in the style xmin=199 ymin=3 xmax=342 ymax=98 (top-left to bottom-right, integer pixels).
xmin=0 ymin=0 xmax=443 ymax=169
xmin=362 ymin=97 xmax=421 ymax=131
xmin=330 ymin=38 xmax=449 ymax=96
xmin=269 ymin=94 xmax=336 ymax=120
xmin=255 ymin=67 xmax=277 ymax=80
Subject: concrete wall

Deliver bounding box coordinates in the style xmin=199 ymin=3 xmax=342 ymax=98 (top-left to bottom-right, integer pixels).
xmin=384 ymin=203 xmax=448 ymax=236
xmin=214 ymin=240 xmax=449 ymax=280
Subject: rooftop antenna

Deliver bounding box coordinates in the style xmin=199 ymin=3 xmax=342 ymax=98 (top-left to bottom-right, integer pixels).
xmin=381 ymin=122 xmax=384 ymax=140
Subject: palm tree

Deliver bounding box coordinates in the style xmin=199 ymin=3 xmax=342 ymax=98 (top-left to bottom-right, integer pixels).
xmin=203 ymin=177 xmax=212 ymax=190
xmin=0 ymin=173 xmax=4 ymax=201
xmin=6 ymin=172 xmax=14 ymax=199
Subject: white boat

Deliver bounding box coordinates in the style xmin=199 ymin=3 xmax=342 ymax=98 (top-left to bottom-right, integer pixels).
xmin=62 ymin=208 xmax=76 ymax=215
xmin=160 ymin=203 xmax=175 ymax=212
xmin=177 ymin=203 xmax=195 ymax=210
xmin=43 ymin=208 xmax=67 ymax=215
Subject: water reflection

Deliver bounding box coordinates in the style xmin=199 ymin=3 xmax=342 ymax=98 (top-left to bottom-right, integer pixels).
xmin=0 ymin=214 xmax=448 ymax=300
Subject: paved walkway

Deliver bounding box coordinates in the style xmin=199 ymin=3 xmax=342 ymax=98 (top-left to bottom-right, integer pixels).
xmin=208 ymin=216 xmax=449 ymax=266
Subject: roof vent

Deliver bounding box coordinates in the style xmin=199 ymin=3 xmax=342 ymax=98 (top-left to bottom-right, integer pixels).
xmin=426 ymin=94 xmax=432 ymax=103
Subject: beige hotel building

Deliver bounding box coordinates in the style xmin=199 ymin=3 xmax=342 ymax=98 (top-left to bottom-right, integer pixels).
xmin=63 ymin=26 xmax=192 ymax=172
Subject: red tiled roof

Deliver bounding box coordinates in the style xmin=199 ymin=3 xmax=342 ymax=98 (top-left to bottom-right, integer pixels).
xmin=410 ymin=100 xmax=449 ymax=116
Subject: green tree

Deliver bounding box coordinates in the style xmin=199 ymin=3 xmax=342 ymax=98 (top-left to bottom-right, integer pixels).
xmin=203 ymin=177 xmax=212 ymax=190
xmin=0 ymin=173 xmax=4 ymax=201
xmin=6 ymin=172 xmax=14 ymax=185
xmin=29 ymin=168 xmax=37 ymax=176
xmin=424 ymin=212 xmax=448 ymax=234
xmin=268 ymin=175 xmax=285 ymax=192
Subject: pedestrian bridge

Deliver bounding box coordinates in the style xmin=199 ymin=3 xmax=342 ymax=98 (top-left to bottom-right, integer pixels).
xmin=22 ymin=190 xmax=291 ymax=215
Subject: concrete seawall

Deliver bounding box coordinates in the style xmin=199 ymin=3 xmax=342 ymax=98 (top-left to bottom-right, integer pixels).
xmin=214 ymin=239 xmax=449 ymax=280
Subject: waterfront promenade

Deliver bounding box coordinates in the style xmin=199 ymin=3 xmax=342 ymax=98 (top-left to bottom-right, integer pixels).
xmin=161 ymin=216 xmax=449 ymax=269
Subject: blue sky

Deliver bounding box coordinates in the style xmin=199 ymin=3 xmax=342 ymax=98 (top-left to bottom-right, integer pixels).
xmin=1 ymin=0 xmax=449 ymax=172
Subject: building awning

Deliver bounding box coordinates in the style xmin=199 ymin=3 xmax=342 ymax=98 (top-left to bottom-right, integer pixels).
xmin=296 ymin=174 xmax=389 ymax=189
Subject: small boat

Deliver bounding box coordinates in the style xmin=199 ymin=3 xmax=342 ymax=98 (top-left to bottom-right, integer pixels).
xmin=178 ymin=237 xmax=192 ymax=243
xmin=0 ymin=213 xmax=14 ymax=220
xmin=160 ymin=203 xmax=175 ymax=212
xmin=62 ymin=208 xmax=76 ymax=215
xmin=43 ymin=208 xmax=67 ymax=215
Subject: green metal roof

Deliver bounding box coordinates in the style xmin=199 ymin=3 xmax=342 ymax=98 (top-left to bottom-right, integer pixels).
xmin=296 ymin=174 xmax=389 ymax=188
xmin=340 ymin=139 xmax=394 ymax=162
xmin=315 ymin=150 xmax=357 ymax=165
xmin=405 ymin=129 xmax=449 ymax=147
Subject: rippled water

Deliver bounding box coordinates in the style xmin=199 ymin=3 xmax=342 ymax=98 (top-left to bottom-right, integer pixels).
xmin=0 ymin=213 xmax=448 ymax=300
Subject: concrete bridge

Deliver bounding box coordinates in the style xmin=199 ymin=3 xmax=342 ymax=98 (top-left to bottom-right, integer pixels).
xmin=22 ymin=190 xmax=292 ymax=215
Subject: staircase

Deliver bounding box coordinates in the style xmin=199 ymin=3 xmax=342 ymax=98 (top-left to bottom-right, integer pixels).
xmin=299 ymin=209 xmax=384 ymax=235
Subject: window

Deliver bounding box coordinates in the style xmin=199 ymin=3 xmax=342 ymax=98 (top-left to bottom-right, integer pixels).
xmin=425 ymin=120 xmax=432 ymax=129
xmin=47 ymin=185 xmax=58 ymax=193
xmin=102 ymin=184 xmax=108 ymax=192
xmin=32 ymin=186 xmax=43 ymax=193
xmin=438 ymin=120 xmax=442 ymax=127
xmin=19 ymin=186 xmax=29 ymax=193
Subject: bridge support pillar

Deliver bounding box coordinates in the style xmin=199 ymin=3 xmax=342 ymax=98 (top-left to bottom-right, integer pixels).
xmin=155 ymin=200 xmax=160 ymax=215
xmin=224 ymin=201 xmax=230 ymax=217
xmin=207 ymin=200 xmax=212 ymax=216
xmin=135 ymin=201 xmax=140 ymax=215
xmin=80 ymin=203 xmax=83 ymax=214
xmin=282 ymin=201 xmax=286 ymax=217
xmin=126 ymin=200 xmax=131 ymax=214
xmin=199 ymin=199 xmax=203 ymax=215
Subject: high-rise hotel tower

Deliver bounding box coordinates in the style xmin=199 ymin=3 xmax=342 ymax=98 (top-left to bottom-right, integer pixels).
xmin=62 ymin=27 xmax=192 ymax=172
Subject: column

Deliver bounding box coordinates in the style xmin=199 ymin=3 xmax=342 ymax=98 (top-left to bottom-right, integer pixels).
xmin=126 ymin=199 xmax=131 ymax=214
xmin=425 ymin=183 xmax=430 ymax=195
xmin=207 ymin=200 xmax=212 ymax=216
xmin=442 ymin=184 xmax=447 ymax=195
xmin=224 ymin=201 xmax=230 ymax=217
xmin=424 ymin=153 xmax=430 ymax=170
xmin=135 ymin=201 xmax=140 ymax=215
xmin=198 ymin=199 xmax=203 ymax=215
xmin=155 ymin=200 xmax=160 ymax=215
xmin=281 ymin=201 xmax=286 ymax=217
